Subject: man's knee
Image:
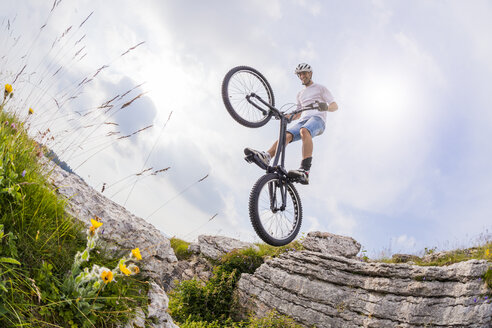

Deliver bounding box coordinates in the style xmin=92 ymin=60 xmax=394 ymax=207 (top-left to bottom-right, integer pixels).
xmin=286 ymin=132 xmax=294 ymax=143
xmin=300 ymin=128 xmax=311 ymax=139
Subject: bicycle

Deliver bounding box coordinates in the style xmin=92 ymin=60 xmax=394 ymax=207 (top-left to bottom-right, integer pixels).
xmin=221 ymin=66 xmax=329 ymax=246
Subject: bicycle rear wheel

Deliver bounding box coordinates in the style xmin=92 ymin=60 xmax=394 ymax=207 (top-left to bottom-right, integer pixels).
xmin=222 ymin=66 xmax=274 ymax=128
xmin=249 ymin=173 xmax=302 ymax=246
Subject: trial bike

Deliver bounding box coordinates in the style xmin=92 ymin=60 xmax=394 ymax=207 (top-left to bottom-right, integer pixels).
xmin=221 ymin=66 xmax=329 ymax=246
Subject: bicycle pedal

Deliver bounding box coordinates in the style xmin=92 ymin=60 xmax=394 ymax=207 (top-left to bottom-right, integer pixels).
xmin=244 ymin=154 xmax=254 ymax=163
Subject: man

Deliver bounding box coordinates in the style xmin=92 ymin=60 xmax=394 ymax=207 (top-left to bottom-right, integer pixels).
xmin=244 ymin=63 xmax=338 ymax=184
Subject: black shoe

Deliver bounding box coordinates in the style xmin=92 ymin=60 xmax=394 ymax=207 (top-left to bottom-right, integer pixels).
xmin=244 ymin=148 xmax=271 ymax=168
xmin=287 ymin=168 xmax=309 ymax=185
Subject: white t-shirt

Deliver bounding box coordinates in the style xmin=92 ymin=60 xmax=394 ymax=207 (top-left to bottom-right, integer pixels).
xmin=296 ymin=83 xmax=334 ymax=122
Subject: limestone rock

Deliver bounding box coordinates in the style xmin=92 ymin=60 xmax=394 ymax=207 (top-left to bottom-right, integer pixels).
xmin=123 ymin=307 xmax=146 ymax=328
xmin=302 ymin=231 xmax=361 ymax=258
xmin=163 ymin=255 xmax=213 ymax=291
xmin=147 ymin=282 xmax=180 ymax=328
xmin=49 ymin=164 xmax=177 ymax=286
xmin=237 ymin=250 xmax=492 ymax=327
xmin=197 ymin=235 xmax=258 ymax=260
xmin=391 ymin=254 xmax=421 ymax=263
xmin=123 ymin=282 xmax=179 ymax=328
xmin=188 ymin=242 xmax=200 ymax=254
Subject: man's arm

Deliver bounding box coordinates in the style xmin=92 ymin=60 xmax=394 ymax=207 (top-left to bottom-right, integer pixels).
xmin=328 ymin=101 xmax=338 ymax=112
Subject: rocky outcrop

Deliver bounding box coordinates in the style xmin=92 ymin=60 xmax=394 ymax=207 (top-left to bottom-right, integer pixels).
xmin=50 ymin=164 xmax=177 ymax=282
xmin=194 ymin=235 xmax=258 ymax=260
xmin=163 ymin=235 xmax=257 ymax=290
xmin=302 ymin=231 xmax=361 ymax=258
xmin=163 ymin=255 xmax=214 ymax=291
xmin=125 ymin=283 xmax=179 ymax=328
xmin=48 ymin=163 xmax=492 ymax=327
xmin=237 ymin=233 xmax=492 ymax=328
xmin=49 ymin=164 xmax=178 ymax=328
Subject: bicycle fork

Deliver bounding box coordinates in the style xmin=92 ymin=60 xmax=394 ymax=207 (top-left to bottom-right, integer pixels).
xmin=268 ymin=179 xmax=288 ymax=212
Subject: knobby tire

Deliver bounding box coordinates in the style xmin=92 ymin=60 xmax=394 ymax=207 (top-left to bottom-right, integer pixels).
xmin=249 ymin=173 xmax=302 ymax=246
xmin=221 ymin=66 xmax=274 ymax=128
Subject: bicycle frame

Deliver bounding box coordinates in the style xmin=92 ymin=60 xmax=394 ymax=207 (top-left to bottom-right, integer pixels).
xmin=246 ymin=93 xmax=316 ymax=211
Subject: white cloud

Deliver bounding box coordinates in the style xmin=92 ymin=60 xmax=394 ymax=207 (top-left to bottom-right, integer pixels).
xmin=251 ymin=0 xmax=282 ymax=20
xmin=299 ymin=41 xmax=318 ymax=63
xmin=449 ymin=1 xmax=492 ymax=73
xmin=304 ymin=215 xmax=321 ymax=232
xmin=307 ymin=198 xmax=357 ymax=236
xmin=318 ymin=27 xmax=447 ymax=214
xmin=294 ymin=0 xmax=322 ymax=16
xmin=370 ymin=0 xmax=393 ymax=27
xmin=391 ymin=234 xmax=417 ymax=254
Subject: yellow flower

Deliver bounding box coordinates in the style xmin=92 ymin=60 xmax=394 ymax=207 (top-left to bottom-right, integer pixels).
xmin=90 ymin=217 xmax=103 ymax=229
xmin=4 ymin=84 xmax=13 ymax=94
xmin=89 ymin=225 xmax=96 ymax=236
xmin=101 ymin=270 xmax=113 ymax=283
xmin=28 ymin=107 xmax=34 ymax=115
xmin=131 ymin=247 xmax=142 ymax=260
xmin=486 ymin=249 xmax=490 ymax=257
xmin=119 ymin=262 xmax=131 ymax=276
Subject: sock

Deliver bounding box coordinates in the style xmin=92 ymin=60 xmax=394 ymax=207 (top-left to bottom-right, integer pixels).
xmin=300 ymin=157 xmax=312 ymax=171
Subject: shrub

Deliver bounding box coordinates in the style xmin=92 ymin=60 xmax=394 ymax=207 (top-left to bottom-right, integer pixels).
xmin=218 ymin=247 xmax=264 ymax=276
xmin=169 ymin=269 xmax=237 ymax=323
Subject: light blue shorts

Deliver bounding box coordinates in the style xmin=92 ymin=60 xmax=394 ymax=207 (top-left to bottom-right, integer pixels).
xmin=287 ymin=116 xmax=326 ymax=142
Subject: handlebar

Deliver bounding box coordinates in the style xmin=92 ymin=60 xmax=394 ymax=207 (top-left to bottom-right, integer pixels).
xmin=245 ymin=93 xmax=328 ymax=121
xmin=284 ymin=101 xmax=329 ymax=123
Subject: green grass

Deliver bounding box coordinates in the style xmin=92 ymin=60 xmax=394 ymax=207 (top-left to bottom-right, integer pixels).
xmin=0 ymin=109 xmax=150 ymax=327
xmin=255 ymin=239 xmax=304 ymax=259
xmin=170 ymin=237 xmax=194 ymax=260
xmin=377 ymin=242 xmax=492 ymax=267
xmin=484 ymin=267 xmax=492 ymax=289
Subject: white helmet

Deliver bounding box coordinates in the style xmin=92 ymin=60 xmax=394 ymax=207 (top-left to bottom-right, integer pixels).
xmin=295 ymin=63 xmax=312 ymax=74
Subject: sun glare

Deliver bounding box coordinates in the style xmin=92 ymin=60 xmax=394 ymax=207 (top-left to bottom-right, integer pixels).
xmin=359 ymin=73 xmax=413 ymax=125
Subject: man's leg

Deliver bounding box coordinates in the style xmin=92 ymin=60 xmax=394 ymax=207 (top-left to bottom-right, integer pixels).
xmin=300 ymin=127 xmax=313 ymax=160
xmin=267 ymin=132 xmax=293 ymax=158
xmin=287 ymin=127 xmax=315 ymax=184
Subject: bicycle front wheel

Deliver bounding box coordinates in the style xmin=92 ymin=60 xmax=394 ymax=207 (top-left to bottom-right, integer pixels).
xmin=222 ymin=66 xmax=274 ymax=128
xmin=249 ymin=173 xmax=302 ymax=246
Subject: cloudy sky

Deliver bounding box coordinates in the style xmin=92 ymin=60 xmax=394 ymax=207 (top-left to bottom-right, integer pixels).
xmin=2 ymin=0 xmax=492 ymax=257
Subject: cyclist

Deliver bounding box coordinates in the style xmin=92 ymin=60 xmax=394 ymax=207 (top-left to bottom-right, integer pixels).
xmin=244 ymin=63 xmax=338 ymax=184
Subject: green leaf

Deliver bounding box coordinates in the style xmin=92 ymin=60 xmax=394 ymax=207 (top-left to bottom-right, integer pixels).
xmin=0 ymin=257 xmax=21 ymax=265
xmin=0 ymin=282 xmax=8 ymax=293
xmin=81 ymin=250 xmax=89 ymax=261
